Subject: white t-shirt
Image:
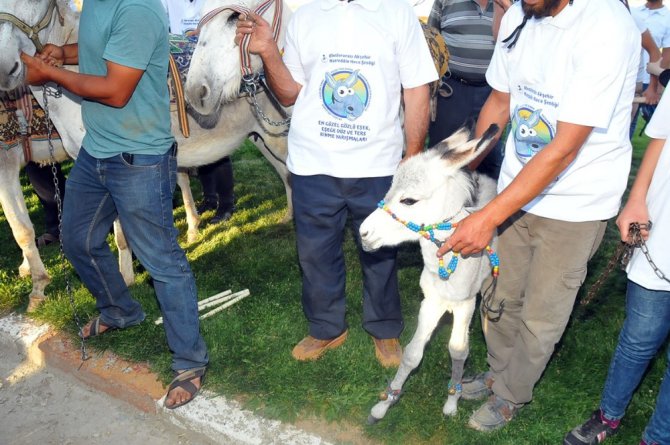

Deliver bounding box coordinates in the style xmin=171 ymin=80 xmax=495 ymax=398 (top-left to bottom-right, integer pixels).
xmin=283 ymin=0 xmax=438 ymax=178
xmin=285 ymin=0 xmax=315 ymax=11
xmin=631 ymin=5 xmax=670 ymax=84
xmin=633 ymin=11 xmax=647 ymax=32
xmin=489 ymin=0 xmax=640 ymax=222
xmin=627 ymin=91 xmax=670 ymax=292
xmin=161 ymin=0 xmax=204 ymax=35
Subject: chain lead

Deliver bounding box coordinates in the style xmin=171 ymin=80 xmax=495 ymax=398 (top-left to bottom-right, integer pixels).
xmin=583 ymin=221 xmax=668 ymax=306
xmin=242 ymin=76 xmax=291 ymax=128
xmin=629 ymin=222 xmax=670 ymax=284
xmin=42 ymin=84 xmax=88 ymax=361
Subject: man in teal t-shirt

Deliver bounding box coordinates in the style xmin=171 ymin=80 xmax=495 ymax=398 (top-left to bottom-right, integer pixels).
xmin=22 ymin=0 xmax=208 ymax=409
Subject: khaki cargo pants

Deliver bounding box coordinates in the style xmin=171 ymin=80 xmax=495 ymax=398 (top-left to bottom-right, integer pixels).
xmin=482 ymin=210 xmax=607 ymax=405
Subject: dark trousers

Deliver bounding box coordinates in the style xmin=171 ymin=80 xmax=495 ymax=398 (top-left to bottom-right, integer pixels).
xmin=428 ymin=77 xmax=504 ymax=180
xmin=198 ymin=156 xmax=234 ymax=210
xmin=291 ymin=173 xmax=403 ymax=340
xmin=25 ymin=161 xmax=66 ymax=236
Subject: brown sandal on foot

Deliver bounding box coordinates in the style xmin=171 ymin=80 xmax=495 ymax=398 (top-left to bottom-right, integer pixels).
xmin=164 ymin=366 xmax=207 ymax=410
xmin=79 ymin=316 xmax=117 ymax=340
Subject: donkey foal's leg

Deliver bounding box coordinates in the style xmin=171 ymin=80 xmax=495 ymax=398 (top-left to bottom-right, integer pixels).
xmin=369 ymin=296 xmax=449 ymax=423
xmin=443 ymin=297 xmax=476 ymax=416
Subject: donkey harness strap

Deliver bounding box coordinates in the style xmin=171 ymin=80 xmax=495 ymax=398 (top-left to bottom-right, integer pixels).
xmin=197 ymin=0 xmax=283 ymax=78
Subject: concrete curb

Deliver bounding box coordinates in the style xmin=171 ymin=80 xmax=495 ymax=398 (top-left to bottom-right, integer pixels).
xmin=0 ymin=313 xmax=332 ymax=445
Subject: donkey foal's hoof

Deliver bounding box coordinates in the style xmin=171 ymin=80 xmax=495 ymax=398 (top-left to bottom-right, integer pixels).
xmin=367 ymin=414 xmax=381 ymax=425
xmin=443 ymin=398 xmax=459 ymax=416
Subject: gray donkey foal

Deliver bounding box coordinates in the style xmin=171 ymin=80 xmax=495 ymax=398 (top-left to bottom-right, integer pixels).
xmin=360 ymin=125 xmax=499 ymax=423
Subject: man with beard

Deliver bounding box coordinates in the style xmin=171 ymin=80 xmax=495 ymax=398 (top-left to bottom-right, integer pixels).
xmin=435 ymin=0 xmax=640 ymax=432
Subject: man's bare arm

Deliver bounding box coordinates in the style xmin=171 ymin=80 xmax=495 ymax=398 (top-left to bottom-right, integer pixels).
xmin=402 ymin=84 xmax=431 ymax=159
xmin=235 ymin=12 xmax=301 ymax=106
xmin=22 ymin=52 xmax=144 ymax=108
xmin=468 ymin=88 xmax=510 ymax=170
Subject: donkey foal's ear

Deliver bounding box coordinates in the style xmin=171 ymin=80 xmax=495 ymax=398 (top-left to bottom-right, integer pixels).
xmin=477 ymin=124 xmax=500 ymax=150
xmin=438 ymin=124 xmax=500 ymax=170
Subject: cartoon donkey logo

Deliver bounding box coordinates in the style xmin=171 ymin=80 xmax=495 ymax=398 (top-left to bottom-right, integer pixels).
xmin=324 ymin=70 xmax=366 ymax=121
xmin=512 ymin=105 xmax=550 ymax=161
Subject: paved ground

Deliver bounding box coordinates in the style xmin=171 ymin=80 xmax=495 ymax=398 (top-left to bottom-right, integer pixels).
xmin=0 ymin=314 xmax=337 ymax=445
xmin=0 ymin=324 xmax=218 ymax=445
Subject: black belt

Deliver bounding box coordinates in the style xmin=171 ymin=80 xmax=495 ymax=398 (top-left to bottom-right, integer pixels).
xmin=447 ymin=75 xmax=488 ymax=87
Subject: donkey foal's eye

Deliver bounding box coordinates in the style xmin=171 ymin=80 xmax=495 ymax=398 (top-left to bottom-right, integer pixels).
xmin=400 ymin=198 xmax=418 ymax=206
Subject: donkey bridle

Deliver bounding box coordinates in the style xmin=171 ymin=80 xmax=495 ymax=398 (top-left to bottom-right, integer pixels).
xmin=197 ymin=0 xmax=283 ymax=80
xmin=0 ymin=0 xmax=64 ymax=53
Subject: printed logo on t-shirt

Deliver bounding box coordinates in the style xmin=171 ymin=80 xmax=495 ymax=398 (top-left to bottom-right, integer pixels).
xmin=511 ymin=105 xmax=554 ymax=163
xmin=320 ymin=69 xmax=370 ymax=121
xmin=181 ymin=19 xmax=199 ymax=38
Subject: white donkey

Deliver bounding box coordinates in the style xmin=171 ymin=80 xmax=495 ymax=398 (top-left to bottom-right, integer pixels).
xmin=184 ymin=0 xmax=290 ymax=116
xmin=360 ymin=124 xmax=500 ymax=422
xmin=0 ymin=0 xmax=292 ymax=307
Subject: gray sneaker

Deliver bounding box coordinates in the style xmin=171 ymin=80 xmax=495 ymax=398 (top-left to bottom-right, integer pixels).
xmin=467 ymin=394 xmax=520 ymax=432
xmin=461 ymin=371 xmax=494 ymax=401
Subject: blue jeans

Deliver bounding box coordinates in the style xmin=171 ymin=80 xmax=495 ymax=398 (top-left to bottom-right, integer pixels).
xmin=600 ymin=280 xmax=670 ymax=445
xmin=291 ymin=174 xmax=403 ymax=340
xmin=62 ymin=147 xmax=208 ymax=371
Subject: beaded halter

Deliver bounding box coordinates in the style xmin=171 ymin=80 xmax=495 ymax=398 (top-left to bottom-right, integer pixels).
xmin=377 ymin=200 xmax=504 ymax=321
xmin=377 ymin=200 xmax=499 ymax=280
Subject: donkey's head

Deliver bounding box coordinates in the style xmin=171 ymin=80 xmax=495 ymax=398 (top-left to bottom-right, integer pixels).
xmin=359 ymin=124 xmax=499 ymax=251
xmin=0 ymin=0 xmax=78 ymax=91
xmin=0 ymin=0 xmax=49 ymax=90
xmin=185 ymin=0 xmax=291 ymax=116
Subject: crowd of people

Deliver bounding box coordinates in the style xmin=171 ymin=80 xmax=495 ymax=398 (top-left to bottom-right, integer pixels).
xmin=15 ymin=0 xmax=670 ymax=443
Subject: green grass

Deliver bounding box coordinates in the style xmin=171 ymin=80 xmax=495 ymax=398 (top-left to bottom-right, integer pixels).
xmin=1 ymin=127 xmax=667 ymax=444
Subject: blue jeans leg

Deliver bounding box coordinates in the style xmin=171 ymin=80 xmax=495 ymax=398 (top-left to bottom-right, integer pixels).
xmin=644 ymin=346 xmax=670 ymax=445
xmin=63 ymin=147 xmax=207 ymax=370
xmin=63 ymin=148 xmax=145 ymax=328
xmin=600 ymin=280 xmax=670 ymax=443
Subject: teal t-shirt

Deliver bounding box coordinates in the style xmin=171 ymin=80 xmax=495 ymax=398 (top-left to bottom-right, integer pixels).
xmin=79 ymin=0 xmax=174 ymax=157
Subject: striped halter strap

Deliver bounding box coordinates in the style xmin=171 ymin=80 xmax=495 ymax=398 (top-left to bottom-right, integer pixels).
xmin=197 ymin=0 xmax=283 ymax=80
